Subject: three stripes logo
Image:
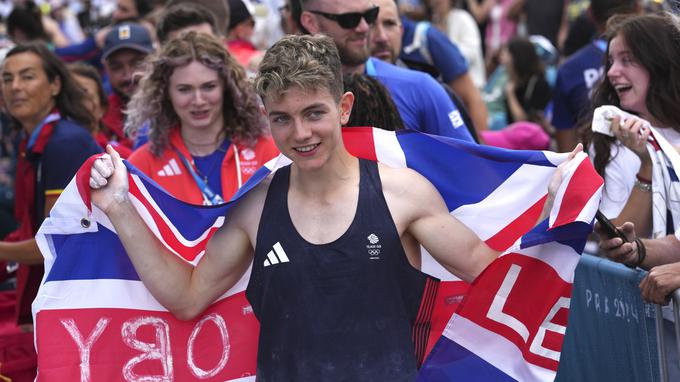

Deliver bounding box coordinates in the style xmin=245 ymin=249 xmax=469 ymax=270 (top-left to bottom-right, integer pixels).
xmin=263 ymin=242 xmax=290 ymax=267
xmin=157 ymin=159 xmax=182 ymax=176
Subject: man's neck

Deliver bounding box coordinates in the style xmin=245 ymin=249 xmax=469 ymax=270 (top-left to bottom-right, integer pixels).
xmin=290 ymin=147 xmax=358 ymax=199
xmin=20 ymin=103 xmax=55 ymax=135
xmin=181 ymin=122 xmax=226 ymax=156
xmin=111 ymin=90 xmax=129 ymax=107
xmin=342 ymin=61 xmax=366 ymax=75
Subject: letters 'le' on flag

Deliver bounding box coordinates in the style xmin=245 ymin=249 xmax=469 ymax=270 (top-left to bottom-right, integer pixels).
xmin=33 ymin=128 xmax=602 ymax=381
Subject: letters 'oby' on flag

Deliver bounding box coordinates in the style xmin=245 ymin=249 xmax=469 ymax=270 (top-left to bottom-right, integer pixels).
xmin=33 ymin=127 xmax=602 ymax=381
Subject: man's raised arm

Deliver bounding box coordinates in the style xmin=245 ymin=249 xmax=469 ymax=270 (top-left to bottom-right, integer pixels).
xmin=90 ymin=145 xmax=254 ymax=320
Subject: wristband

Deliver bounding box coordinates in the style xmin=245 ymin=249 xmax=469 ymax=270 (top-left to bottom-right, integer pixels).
xmin=633 ymin=178 xmax=652 ymax=192
xmin=636 ymin=173 xmax=652 ymax=184
xmin=625 ymin=238 xmax=646 ymax=269
xmin=634 ymin=238 xmax=646 ymax=267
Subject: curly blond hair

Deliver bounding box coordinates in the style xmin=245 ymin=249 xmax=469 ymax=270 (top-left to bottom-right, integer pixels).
xmin=126 ymin=32 xmax=266 ymax=155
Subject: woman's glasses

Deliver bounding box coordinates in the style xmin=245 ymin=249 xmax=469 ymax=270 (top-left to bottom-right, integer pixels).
xmin=308 ymin=6 xmax=380 ymax=29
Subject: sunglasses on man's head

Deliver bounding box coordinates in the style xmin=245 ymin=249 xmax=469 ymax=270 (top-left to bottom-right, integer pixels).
xmin=308 ymin=6 xmax=380 ymax=29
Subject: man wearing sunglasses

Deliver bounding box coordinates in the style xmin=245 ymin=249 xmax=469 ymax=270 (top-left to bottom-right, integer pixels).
xmin=296 ymin=0 xmax=474 ymax=142
xmin=370 ymin=0 xmax=489 ymax=136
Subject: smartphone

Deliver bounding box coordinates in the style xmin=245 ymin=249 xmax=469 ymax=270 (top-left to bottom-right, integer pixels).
xmin=595 ymin=211 xmax=628 ymax=241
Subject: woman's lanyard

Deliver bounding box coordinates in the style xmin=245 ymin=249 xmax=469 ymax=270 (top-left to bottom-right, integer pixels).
xmin=172 ymin=141 xmax=242 ymax=205
xmin=26 ymin=112 xmax=61 ymax=152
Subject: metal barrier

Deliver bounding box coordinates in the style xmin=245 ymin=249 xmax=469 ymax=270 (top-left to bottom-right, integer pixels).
xmin=657 ymin=304 xmax=668 ymax=382
xmin=669 ymin=290 xmax=680 ymax=380
xmin=556 ymin=254 xmax=661 ymax=382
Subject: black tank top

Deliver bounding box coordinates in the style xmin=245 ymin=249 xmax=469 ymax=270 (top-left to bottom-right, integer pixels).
xmin=246 ymin=159 xmax=439 ymax=381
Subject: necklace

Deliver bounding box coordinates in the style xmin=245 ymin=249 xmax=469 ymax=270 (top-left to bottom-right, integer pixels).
xmin=192 ymin=139 xmax=229 ymax=184
xmin=182 ymin=132 xmax=227 ymax=156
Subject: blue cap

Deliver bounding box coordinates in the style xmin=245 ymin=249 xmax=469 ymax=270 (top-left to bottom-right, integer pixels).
xmin=102 ymin=23 xmax=154 ymax=61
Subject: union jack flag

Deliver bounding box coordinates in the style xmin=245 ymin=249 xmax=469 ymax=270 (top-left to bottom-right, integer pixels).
xmin=33 ymin=128 xmax=602 ymax=381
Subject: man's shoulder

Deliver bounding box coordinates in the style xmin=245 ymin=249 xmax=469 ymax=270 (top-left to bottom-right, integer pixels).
xmin=378 ymin=163 xmax=443 ymax=224
xmin=378 ymin=163 xmax=435 ymax=200
xmin=371 ymin=58 xmax=439 ymax=88
xmin=559 ymin=43 xmax=603 ymax=73
xmin=48 ymin=120 xmax=97 ymax=147
xmin=231 ymin=171 xmax=274 ymax=224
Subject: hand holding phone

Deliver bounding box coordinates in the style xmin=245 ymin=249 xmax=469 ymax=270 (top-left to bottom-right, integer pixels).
xmin=595 ymin=211 xmax=628 ymax=241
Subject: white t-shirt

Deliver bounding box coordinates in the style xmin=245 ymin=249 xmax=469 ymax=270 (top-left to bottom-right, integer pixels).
xmin=446 ymin=9 xmax=486 ymax=88
xmin=596 ymin=127 xmax=680 ymax=220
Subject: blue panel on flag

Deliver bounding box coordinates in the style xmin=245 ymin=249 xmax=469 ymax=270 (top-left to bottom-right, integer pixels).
xmin=396 ymin=131 xmax=555 ymax=210
xmin=418 ymin=336 xmax=516 ymax=382
xmin=126 ymin=163 xmax=232 ymax=240
xmin=46 ymin=225 xmax=140 ymax=282
xmin=556 ymin=254 xmax=660 ymax=382
xmin=521 ymin=220 xmax=592 ymax=253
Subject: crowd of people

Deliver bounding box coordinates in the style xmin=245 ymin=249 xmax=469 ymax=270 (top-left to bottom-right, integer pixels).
xmin=0 ymin=0 xmax=678 ymax=379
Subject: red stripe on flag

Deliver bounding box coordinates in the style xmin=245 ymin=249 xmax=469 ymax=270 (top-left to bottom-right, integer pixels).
xmin=427 ymin=280 xmax=469 ymax=358
xmin=128 ymin=176 xmax=218 ymax=261
xmin=76 ymin=154 xmax=107 ymax=213
xmin=553 ymin=159 xmax=603 ymax=227
xmin=484 ymin=195 xmax=547 ymax=252
xmin=650 ymin=134 xmax=661 ymax=151
xmin=342 ymin=127 xmax=378 ymax=161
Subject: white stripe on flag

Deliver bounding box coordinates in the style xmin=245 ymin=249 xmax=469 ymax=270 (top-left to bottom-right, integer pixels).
xmin=506 ymin=241 xmax=580 ymax=283
xmin=576 ymin=188 xmax=603 ymax=226
xmin=34 ymin=268 xmax=251 ymax=311
xmin=420 ymin=247 xmax=463 ymax=281
xmin=453 ymin=163 xmax=553 ymax=241
xmin=130 ymin=174 xmax=225 ymax=250
xmin=264 ymin=155 xmax=292 ymax=172
xmin=373 ymin=128 xmax=407 ymax=168
xmin=549 ymin=153 xmax=590 ymax=227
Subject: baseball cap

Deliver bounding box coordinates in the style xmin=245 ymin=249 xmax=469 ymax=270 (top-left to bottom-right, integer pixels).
xmin=228 ymin=0 xmax=254 ymax=31
xmin=102 ymin=23 xmax=154 ymax=61
xmin=480 ymin=122 xmax=550 ymax=150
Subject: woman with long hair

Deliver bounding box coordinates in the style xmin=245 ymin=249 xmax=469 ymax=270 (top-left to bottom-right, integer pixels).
xmin=583 ymin=13 xmax=680 ymax=238
xmin=0 ymin=42 xmax=101 ymax=326
xmin=127 ymin=32 xmax=278 ymax=205
xmin=501 ymin=36 xmax=552 ymax=125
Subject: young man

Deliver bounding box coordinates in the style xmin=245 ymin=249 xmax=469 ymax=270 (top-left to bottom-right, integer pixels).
xmin=100 ymin=23 xmax=154 ymax=151
xmin=90 ymin=35 xmax=570 ymax=380
xmin=155 ymin=2 xmax=220 ymax=44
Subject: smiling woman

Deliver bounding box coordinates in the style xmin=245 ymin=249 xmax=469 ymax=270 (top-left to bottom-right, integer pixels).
xmin=582 ymin=13 xmax=680 ymax=235
xmin=126 ymin=32 xmax=279 ymax=205
xmin=0 ymin=43 xmax=101 ymax=328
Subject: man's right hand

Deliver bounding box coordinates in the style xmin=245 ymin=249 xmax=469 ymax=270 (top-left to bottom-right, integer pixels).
xmin=90 ymin=145 xmax=130 ymax=214
xmin=597 ymin=221 xmax=639 ymax=266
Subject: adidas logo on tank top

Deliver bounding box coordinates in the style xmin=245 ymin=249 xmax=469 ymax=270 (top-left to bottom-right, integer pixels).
xmin=263 ymin=242 xmax=290 ymax=267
